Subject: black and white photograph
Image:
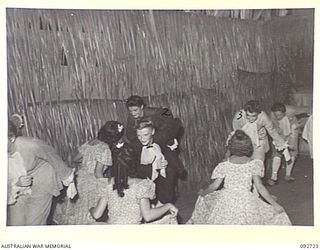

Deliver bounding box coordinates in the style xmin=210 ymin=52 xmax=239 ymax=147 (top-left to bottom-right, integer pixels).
xmin=1 ymin=0 xmax=319 ymax=248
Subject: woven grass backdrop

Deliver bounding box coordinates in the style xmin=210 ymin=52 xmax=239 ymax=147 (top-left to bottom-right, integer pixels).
xmin=7 ymin=9 xmax=313 ymax=190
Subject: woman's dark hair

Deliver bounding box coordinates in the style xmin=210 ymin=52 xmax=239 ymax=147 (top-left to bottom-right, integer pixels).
xmin=111 ymin=144 xmax=137 ymax=197
xmin=8 ymin=120 xmax=18 ymax=138
xmin=126 ymin=95 xmax=145 ymax=108
xmin=271 ymin=102 xmax=286 ymax=113
xmin=228 ymin=130 xmax=253 ymax=157
xmin=97 ymin=121 xmax=124 ymax=147
xmin=244 ymin=100 xmax=261 ymax=114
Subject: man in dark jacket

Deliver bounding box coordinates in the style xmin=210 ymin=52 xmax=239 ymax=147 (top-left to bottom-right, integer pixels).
xmin=125 ymin=95 xmax=184 ymax=152
xmin=133 ymin=118 xmax=184 ymax=204
xmin=125 ymin=95 xmax=186 ymax=203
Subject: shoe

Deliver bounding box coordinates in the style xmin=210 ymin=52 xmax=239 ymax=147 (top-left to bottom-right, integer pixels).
xmin=284 ymin=176 xmax=295 ymax=182
xmin=267 ymin=179 xmax=278 ymax=186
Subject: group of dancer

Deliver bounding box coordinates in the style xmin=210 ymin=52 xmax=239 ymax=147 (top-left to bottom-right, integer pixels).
xmin=7 ymin=96 xmax=312 ymax=225
xmin=7 ymin=95 xmax=184 ymax=225
xmin=188 ymin=100 xmax=311 ymax=225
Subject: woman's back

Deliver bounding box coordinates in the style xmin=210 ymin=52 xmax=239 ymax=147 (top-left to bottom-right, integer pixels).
xmin=78 ymin=140 xmax=112 ymax=174
xmin=101 ymin=178 xmax=155 ymax=224
xmin=214 ymin=160 xmax=264 ymax=192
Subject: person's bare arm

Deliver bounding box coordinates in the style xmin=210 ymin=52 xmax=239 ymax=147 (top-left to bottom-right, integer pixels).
xmin=94 ymin=161 xmax=106 ymax=178
xmin=261 ymin=111 xmax=286 ymax=148
xmin=199 ymin=178 xmax=224 ymax=196
xmin=140 ymin=198 xmax=178 ymax=222
xmin=253 ymin=175 xmax=285 ymax=213
xmin=90 ymin=197 xmax=108 ymax=219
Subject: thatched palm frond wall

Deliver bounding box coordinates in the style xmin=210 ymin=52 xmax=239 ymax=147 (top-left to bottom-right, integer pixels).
xmin=185 ymin=9 xmax=291 ymax=20
xmin=7 ymin=9 xmax=313 ymax=190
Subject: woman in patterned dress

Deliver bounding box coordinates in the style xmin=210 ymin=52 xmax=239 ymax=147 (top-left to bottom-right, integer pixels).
xmin=187 ymin=130 xmax=292 ymax=225
xmin=54 ymin=122 xmax=114 ymax=225
xmin=89 ymin=121 xmax=178 ymax=224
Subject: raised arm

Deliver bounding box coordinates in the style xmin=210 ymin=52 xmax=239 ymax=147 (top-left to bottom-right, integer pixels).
xmin=260 ymin=111 xmax=286 ymax=148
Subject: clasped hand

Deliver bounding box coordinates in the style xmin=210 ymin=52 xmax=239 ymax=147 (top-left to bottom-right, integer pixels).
xmin=16 ymin=175 xmax=33 ymax=187
xmin=153 ymin=156 xmax=168 ymax=170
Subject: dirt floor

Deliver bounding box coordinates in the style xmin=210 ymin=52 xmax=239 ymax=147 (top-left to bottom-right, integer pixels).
xmin=175 ymin=155 xmax=314 ymax=225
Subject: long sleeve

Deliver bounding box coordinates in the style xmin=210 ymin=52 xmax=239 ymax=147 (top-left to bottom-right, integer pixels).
xmin=161 ymin=145 xmax=185 ymax=174
xmin=7 ymin=159 xmax=18 ymax=205
xmin=259 ymin=111 xmax=286 ymax=148
xmin=269 ymin=113 xmax=284 ymax=136
xmin=232 ymin=109 xmax=247 ymax=130
xmin=35 ymin=140 xmax=72 ymax=181
xmin=7 ymin=152 xmax=32 ymax=205
xmin=7 ymin=182 xmax=16 ymax=205
xmin=16 ymin=137 xmax=72 ymax=181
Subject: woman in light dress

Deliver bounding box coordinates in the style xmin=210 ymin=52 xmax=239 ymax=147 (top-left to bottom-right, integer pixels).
xmin=54 ymin=122 xmax=113 ymax=225
xmin=187 ymin=130 xmax=291 ymax=225
xmin=89 ymin=121 xmax=178 ymax=224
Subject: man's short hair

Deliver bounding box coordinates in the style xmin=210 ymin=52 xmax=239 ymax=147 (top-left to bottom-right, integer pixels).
xmin=134 ymin=117 xmax=154 ymax=130
xmin=271 ymin=102 xmax=286 ymax=113
xmin=126 ymin=95 xmax=145 ymax=108
xmin=244 ymin=100 xmax=261 ymax=114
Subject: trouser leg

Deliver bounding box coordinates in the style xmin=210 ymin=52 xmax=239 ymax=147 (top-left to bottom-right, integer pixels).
xmin=154 ymin=169 xmax=177 ymax=204
xmin=25 ymin=190 xmax=53 ymax=225
xmin=285 ymin=156 xmax=296 ymax=177
xmin=7 ymin=196 xmax=27 ymax=226
xmin=271 ymin=156 xmax=282 ymax=181
xmin=251 ymin=147 xmax=266 ymax=196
